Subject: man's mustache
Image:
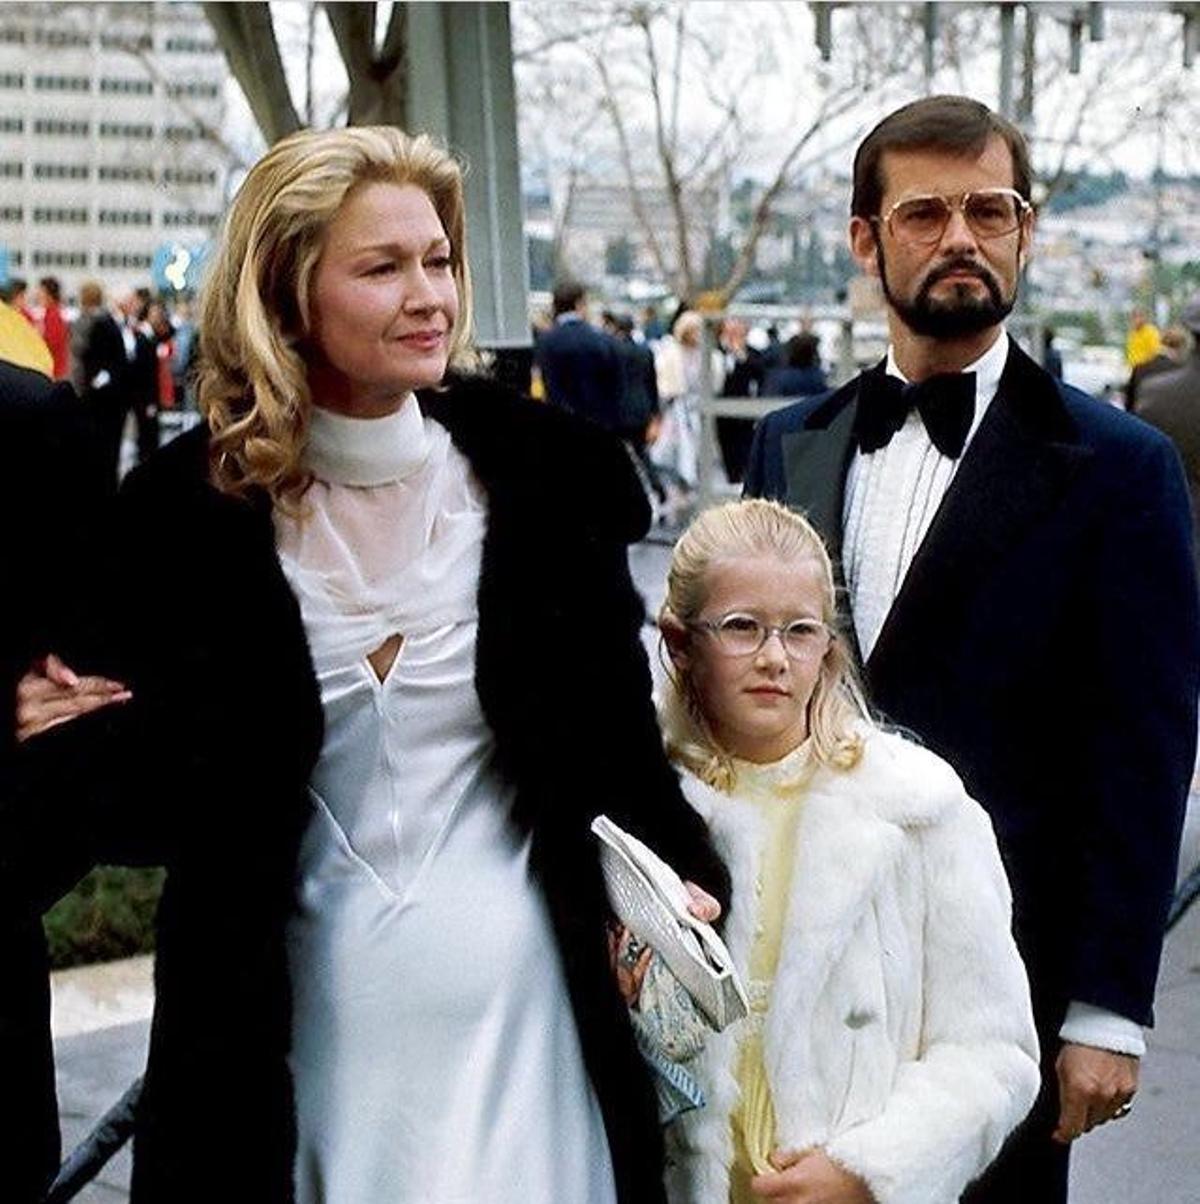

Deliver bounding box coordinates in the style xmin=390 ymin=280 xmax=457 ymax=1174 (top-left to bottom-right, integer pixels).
xmin=924 ymin=258 xmax=999 ymax=290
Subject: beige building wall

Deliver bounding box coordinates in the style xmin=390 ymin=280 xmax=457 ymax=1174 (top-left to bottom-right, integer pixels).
xmin=0 ymin=1 xmax=227 ymax=300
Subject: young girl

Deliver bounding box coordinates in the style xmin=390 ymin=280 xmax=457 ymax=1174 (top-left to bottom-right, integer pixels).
xmin=656 ymin=499 xmax=1039 ymax=1204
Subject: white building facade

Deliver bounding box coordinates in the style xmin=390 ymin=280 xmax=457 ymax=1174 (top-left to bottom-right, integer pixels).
xmin=0 ymin=1 xmax=227 ymax=299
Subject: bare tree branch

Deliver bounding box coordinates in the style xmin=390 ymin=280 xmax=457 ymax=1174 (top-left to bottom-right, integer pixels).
xmin=719 ymin=86 xmax=870 ymax=304
xmin=591 ymin=49 xmax=677 ymax=292
xmin=513 ymin=17 xmax=626 ymax=61
xmin=104 ymin=27 xmax=248 ymax=168
xmin=636 ymin=9 xmax=694 ymax=291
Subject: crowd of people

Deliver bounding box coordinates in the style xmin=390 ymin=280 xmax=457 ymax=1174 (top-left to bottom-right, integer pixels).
xmin=0 ymin=276 xmax=197 ymax=483
xmin=1 ymin=92 xmax=1197 ymax=1204
xmin=533 ymin=289 xmax=831 ymax=518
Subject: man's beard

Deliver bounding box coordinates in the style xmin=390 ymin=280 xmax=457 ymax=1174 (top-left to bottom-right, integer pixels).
xmin=877 ymin=245 xmax=1017 ymax=338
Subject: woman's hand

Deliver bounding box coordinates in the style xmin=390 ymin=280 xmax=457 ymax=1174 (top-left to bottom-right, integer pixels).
xmin=684 ymin=880 xmax=721 ymax=923
xmin=607 ymin=924 xmax=653 ymax=1007
xmin=15 ymin=654 xmax=131 ymax=743
xmin=750 ymin=1149 xmax=876 ymax=1203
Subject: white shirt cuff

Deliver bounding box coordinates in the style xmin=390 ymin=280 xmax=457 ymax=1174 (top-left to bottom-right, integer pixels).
xmin=1059 ymin=1001 xmax=1145 ymax=1057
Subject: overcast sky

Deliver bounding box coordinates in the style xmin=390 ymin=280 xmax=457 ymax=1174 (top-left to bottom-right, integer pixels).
xmin=230 ymin=2 xmax=1198 ymax=183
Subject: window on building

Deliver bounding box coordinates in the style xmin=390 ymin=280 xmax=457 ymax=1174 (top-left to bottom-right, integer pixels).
xmin=33 ymin=75 xmax=91 ymax=93
xmin=163 ymin=210 xmax=220 ymax=228
xmin=166 ymin=81 xmax=219 ymax=99
xmin=0 ymin=72 xmax=25 ymax=88
xmin=0 ymin=29 xmax=26 ymax=45
xmin=97 ymin=252 xmax=152 ymax=269
xmin=162 ymin=167 xmax=218 ymax=186
xmin=0 ymin=162 xmax=25 ymax=178
xmin=33 ymin=119 xmax=91 ymax=137
xmin=33 ymin=29 xmax=90 ymax=48
xmin=0 ymin=206 xmax=23 ymax=221
xmin=0 ymin=117 xmax=24 ymax=132
xmin=99 ymin=122 xmax=154 ymax=140
xmin=100 ymin=33 xmax=152 ymax=51
xmin=100 ymin=77 xmax=154 ymax=96
xmin=98 ymin=209 xmax=153 ymax=227
xmin=33 ymin=207 xmax=89 ymax=225
xmin=163 ymin=36 xmax=217 ymax=53
xmin=99 ymin=165 xmax=155 ymax=183
xmin=163 ymin=124 xmax=201 ymax=142
xmin=32 ymin=163 xmax=90 ymax=180
xmin=32 ymin=250 xmax=90 ymax=268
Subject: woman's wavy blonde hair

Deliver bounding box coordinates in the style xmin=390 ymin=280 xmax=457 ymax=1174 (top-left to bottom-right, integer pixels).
xmin=659 ymin=499 xmax=868 ymax=791
xmin=197 ymin=125 xmax=476 ymax=508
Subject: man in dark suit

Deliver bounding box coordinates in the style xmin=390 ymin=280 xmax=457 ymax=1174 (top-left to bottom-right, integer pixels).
xmin=71 ymin=280 xmax=131 ymax=485
xmin=0 ymin=360 xmax=115 ymax=1202
xmin=534 ymin=281 xmax=624 ymax=432
xmin=114 ymin=289 xmax=161 ymax=469
xmin=744 ymin=95 xmax=1199 ymax=1203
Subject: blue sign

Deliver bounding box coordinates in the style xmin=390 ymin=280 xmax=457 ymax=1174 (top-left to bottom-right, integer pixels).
xmin=152 ymin=241 xmax=211 ymax=293
xmin=0 ymin=245 xmax=9 ymax=286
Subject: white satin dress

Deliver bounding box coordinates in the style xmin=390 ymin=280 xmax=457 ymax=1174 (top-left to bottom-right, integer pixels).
xmin=275 ymin=398 xmax=616 ymax=1204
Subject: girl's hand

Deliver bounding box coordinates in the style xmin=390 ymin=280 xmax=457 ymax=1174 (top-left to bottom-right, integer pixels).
xmin=607 ymin=924 xmax=653 ymax=1006
xmin=751 ymin=1149 xmax=876 ymax=1203
xmin=15 ymin=654 xmax=131 ymax=743
xmin=683 ymin=880 xmax=721 ymax=923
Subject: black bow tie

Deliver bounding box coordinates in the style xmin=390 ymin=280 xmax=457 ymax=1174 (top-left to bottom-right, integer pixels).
xmin=853 ymin=370 xmax=976 ymax=459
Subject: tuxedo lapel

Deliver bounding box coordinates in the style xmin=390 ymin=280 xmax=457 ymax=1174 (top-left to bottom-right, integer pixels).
xmin=781 ymin=401 xmax=857 ymax=564
xmin=867 ymin=343 xmax=1092 ymax=689
xmin=781 ymin=370 xmax=879 ymax=669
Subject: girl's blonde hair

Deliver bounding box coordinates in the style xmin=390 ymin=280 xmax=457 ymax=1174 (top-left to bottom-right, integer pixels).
xmin=197 ymin=125 xmax=476 ymax=508
xmin=659 ymin=499 xmax=868 ymax=790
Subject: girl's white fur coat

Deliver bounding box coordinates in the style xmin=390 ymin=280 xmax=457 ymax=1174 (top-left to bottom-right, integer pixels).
xmin=665 ymin=729 xmax=1040 ymax=1204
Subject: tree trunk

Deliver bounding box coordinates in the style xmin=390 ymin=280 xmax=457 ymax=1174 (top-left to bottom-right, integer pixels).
xmin=324 ymin=1 xmax=408 ymax=128
xmin=202 ymin=2 xmax=302 ymax=145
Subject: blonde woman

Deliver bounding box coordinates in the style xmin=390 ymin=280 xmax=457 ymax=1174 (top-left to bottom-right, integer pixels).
xmin=654 ymin=499 xmax=1038 ymax=1204
xmin=9 ymin=127 xmax=728 ymax=1204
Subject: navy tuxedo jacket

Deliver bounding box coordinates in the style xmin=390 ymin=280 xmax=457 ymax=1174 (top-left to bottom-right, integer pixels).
xmin=744 ymin=341 xmax=1199 ymax=1034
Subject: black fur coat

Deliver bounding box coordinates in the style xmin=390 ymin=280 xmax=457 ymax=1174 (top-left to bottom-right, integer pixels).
xmin=4 ymin=374 xmax=729 ymax=1203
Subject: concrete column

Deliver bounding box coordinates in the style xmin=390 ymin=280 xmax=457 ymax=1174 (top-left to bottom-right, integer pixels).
xmin=407 ymin=3 xmax=530 ymax=349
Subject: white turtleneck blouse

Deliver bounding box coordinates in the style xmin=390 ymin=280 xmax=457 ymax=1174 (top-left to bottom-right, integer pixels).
xmin=275 ymin=397 xmax=616 ymax=1204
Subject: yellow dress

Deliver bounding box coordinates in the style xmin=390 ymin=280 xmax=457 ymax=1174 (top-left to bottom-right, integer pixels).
xmin=728 ymin=743 xmax=812 ymax=1204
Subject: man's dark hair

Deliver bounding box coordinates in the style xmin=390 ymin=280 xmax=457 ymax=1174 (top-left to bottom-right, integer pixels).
xmin=851 ymin=95 xmax=1033 ymax=219
xmin=552 ymin=280 xmax=586 ymax=317
xmin=38 ymin=276 xmax=61 ymax=302
xmin=785 ymin=331 xmax=820 ymax=369
xmin=10 ymin=276 xmax=27 ymax=295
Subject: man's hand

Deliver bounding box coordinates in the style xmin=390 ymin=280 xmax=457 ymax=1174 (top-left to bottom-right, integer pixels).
xmin=749 ymin=1149 xmax=876 ymax=1202
xmin=15 ymin=653 xmax=131 ymax=743
xmin=1052 ymin=1043 xmax=1139 ymax=1143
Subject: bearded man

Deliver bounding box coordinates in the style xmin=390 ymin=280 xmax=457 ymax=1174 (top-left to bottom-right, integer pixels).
xmin=744 ymin=95 xmax=1198 ymax=1203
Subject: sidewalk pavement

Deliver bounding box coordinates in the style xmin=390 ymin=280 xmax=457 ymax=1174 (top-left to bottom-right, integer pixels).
xmin=44 ymin=538 xmax=1200 ymax=1202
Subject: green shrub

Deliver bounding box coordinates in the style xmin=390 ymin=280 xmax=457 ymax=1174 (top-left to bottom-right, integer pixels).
xmin=43 ymin=866 xmax=164 ymax=969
